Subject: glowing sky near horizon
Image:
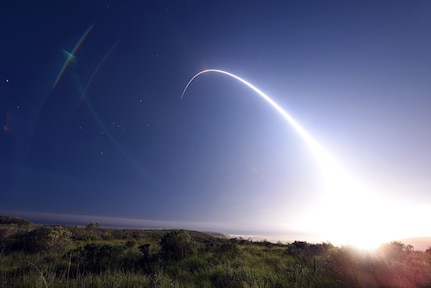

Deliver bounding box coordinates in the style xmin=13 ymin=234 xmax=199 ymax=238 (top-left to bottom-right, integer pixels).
xmin=1 ymin=1 xmax=431 ymax=248
xmin=181 ymin=69 xmax=431 ymax=249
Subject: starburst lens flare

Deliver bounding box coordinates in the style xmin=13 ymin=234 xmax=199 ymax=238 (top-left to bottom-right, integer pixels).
xmin=181 ymin=69 xmax=412 ymax=249
xmin=52 ymin=24 xmax=94 ymax=89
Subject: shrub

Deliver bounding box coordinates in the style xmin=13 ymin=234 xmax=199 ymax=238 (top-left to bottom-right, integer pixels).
xmin=0 ymin=216 xmax=32 ymax=226
xmin=9 ymin=226 xmax=73 ymax=254
xmin=160 ymin=230 xmax=196 ymax=260
xmin=216 ymin=241 xmax=240 ymax=258
xmin=72 ymin=243 xmax=126 ymax=272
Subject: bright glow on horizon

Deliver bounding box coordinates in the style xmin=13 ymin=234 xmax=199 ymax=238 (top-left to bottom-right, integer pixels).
xmin=5 ymin=208 xmax=431 ymax=250
xmin=181 ymin=69 xmax=431 ymax=250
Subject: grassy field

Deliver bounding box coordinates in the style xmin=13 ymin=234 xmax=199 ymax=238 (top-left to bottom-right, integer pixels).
xmin=1 ymin=215 xmax=431 ymax=287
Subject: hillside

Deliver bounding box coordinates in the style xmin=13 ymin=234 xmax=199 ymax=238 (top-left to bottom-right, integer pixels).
xmin=1 ymin=215 xmax=431 ymax=287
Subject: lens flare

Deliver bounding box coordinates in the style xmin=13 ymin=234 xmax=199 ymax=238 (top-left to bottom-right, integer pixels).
xmin=52 ymin=24 xmax=94 ymax=89
xmin=80 ymin=39 xmax=121 ymax=103
xmin=181 ymin=69 xmax=406 ymax=248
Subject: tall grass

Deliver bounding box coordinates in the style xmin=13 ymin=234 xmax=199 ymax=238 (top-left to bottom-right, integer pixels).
xmin=1 ymin=222 xmax=431 ymax=287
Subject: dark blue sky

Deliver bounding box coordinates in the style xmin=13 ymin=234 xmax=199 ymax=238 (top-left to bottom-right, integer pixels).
xmin=1 ymin=1 xmax=431 ymax=246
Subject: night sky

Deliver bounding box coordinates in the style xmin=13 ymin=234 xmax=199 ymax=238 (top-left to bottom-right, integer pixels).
xmin=1 ymin=1 xmax=431 ymax=247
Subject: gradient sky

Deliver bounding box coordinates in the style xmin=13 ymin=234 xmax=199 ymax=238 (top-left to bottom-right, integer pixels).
xmin=1 ymin=1 xmax=431 ymax=247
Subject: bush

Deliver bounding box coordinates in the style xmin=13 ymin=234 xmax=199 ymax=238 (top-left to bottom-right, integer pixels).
xmin=0 ymin=216 xmax=32 ymax=226
xmin=160 ymin=230 xmax=196 ymax=260
xmin=9 ymin=226 xmax=73 ymax=254
xmin=216 ymin=241 xmax=240 ymax=258
xmin=72 ymin=243 xmax=126 ymax=272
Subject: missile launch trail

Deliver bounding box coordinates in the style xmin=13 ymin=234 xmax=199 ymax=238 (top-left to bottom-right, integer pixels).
xmin=181 ymin=69 xmax=340 ymax=172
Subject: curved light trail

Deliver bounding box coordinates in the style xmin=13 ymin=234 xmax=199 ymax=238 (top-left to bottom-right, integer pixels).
xmin=181 ymin=69 xmax=345 ymax=185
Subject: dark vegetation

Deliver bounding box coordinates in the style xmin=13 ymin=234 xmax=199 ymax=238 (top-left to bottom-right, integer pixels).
xmin=1 ymin=216 xmax=431 ymax=287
